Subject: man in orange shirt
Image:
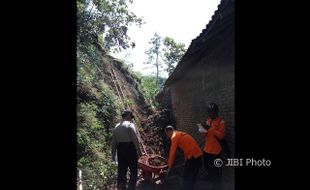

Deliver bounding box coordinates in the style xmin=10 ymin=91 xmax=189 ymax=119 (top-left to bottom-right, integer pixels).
xmin=198 ymin=103 xmax=226 ymax=190
xmin=165 ymin=125 xmax=202 ymax=190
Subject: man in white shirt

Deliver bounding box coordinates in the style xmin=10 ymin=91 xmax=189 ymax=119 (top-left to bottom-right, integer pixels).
xmin=111 ymin=110 xmax=142 ymax=190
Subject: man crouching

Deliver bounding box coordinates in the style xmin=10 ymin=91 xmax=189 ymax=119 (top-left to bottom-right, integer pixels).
xmin=164 ymin=125 xmax=202 ymax=190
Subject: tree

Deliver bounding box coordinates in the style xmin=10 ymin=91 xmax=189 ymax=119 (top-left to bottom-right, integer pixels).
xmin=145 ymin=33 xmax=162 ymax=87
xmin=140 ymin=76 xmax=158 ymax=107
xmin=162 ymin=37 xmax=186 ymax=76
xmin=139 ymin=75 xmax=166 ymax=108
xmin=77 ymin=0 xmax=143 ymax=53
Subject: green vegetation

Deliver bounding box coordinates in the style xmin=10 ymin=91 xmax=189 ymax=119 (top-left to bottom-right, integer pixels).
xmin=77 ymin=0 xmax=143 ymax=53
xmin=77 ymin=0 xmax=143 ymax=189
xmin=162 ymin=37 xmax=186 ymax=75
xmin=144 ymin=33 xmax=186 ymax=79
xmin=77 ymin=1 xmax=184 ymax=189
xmin=77 ymin=40 xmax=121 ymax=189
xmin=138 ymin=75 xmax=166 ymax=109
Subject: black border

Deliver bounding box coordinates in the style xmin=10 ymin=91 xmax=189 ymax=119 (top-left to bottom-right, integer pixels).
xmin=7 ymin=0 xmax=77 ymax=189
xmin=235 ymin=0 xmax=296 ymax=189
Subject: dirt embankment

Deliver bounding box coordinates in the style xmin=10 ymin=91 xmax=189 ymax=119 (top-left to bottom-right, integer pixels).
xmin=140 ymin=109 xmax=175 ymax=157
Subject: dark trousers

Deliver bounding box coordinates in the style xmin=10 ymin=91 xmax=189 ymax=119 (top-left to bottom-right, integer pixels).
xmin=117 ymin=142 xmax=138 ymax=190
xmin=181 ymin=155 xmax=202 ymax=190
xmin=203 ymin=152 xmax=222 ymax=190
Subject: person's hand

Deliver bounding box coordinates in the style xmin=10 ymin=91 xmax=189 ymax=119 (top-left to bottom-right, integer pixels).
xmin=197 ymin=123 xmax=207 ymax=133
xmin=204 ymin=121 xmax=211 ymax=129
xmin=166 ymin=167 xmax=171 ymax=176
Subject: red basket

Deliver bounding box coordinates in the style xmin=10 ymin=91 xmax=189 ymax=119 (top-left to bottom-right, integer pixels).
xmin=138 ymin=155 xmax=167 ymax=173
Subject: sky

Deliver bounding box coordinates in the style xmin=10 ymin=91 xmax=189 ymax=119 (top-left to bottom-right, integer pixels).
xmin=111 ymin=0 xmax=221 ymax=78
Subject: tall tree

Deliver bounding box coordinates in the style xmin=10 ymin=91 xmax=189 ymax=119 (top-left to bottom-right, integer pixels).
xmin=77 ymin=0 xmax=143 ymax=53
xmin=145 ymin=33 xmax=162 ymax=86
xmin=162 ymin=37 xmax=186 ymax=76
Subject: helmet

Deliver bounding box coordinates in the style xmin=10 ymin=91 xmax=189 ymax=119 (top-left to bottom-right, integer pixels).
xmin=165 ymin=125 xmax=175 ymax=131
xmin=207 ymin=103 xmax=219 ymax=114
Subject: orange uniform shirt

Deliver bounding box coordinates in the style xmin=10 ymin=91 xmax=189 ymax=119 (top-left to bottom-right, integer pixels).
xmin=203 ymin=117 xmax=226 ymax=154
xmin=167 ymin=131 xmax=202 ymax=168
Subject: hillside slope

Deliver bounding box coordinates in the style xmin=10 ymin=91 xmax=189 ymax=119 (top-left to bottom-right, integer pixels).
xmin=77 ymin=40 xmax=156 ymax=189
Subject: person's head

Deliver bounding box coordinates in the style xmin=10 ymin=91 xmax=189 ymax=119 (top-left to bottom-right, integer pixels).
xmin=165 ymin=125 xmax=175 ymax=138
xmin=121 ymin=109 xmax=134 ymax=121
xmin=207 ymin=102 xmax=219 ymax=120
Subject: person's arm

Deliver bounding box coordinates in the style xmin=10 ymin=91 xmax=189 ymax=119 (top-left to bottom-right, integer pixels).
xmin=128 ymin=124 xmax=142 ymax=157
xmin=167 ymin=133 xmax=178 ymax=169
xmin=205 ymin=120 xmax=212 ymax=129
xmin=197 ymin=123 xmax=207 ymax=137
xmin=111 ymin=129 xmax=117 ymax=161
xmin=209 ymin=120 xmax=226 ymax=140
xmin=134 ymin=125 xmax=142 ymax=143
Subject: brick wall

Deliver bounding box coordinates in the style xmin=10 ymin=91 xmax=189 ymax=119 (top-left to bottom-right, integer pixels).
xmin=164 ymin=7 xmax=235 ymax=188
xmin=170 ymin=21 xmax=234 ymax=148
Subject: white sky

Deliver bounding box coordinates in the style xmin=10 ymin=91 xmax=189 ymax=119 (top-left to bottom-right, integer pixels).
xmin=111 ymin=0 xmax=221 ymax=77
